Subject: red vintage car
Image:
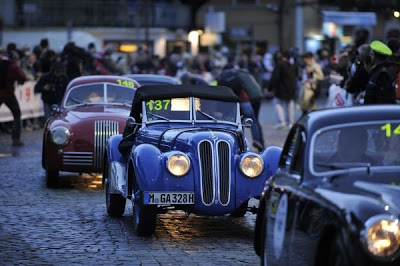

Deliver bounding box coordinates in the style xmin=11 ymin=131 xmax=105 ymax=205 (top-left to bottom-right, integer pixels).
xmin=42 ymin=75 xmax=140 ymax=187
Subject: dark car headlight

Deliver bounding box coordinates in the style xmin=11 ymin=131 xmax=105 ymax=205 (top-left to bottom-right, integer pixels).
xmin=167 ymin=153 xmax=190 ymax=177
xmin=362 ymin=215 xmax=400 ymax=260
xmin=240 ymin=153 xmax=264 ymax=178
xmin=51 ymin=126 xmax=71 ymax=146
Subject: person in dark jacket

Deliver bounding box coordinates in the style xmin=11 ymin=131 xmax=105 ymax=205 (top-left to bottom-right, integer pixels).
xmin=269 ymin=51 xmax=298 ymax=129
xmin=0 ymin=51 xmax=27 ymax=146
xmin=345 ymin=44 xmax=371 ymax=101
xmin=217 ymin=68 xmax=265 ymax=152
xmin=34 ymin=61 xmax=68 ymax=120
xmin=364 ymin=40 xmax=397 ymax=104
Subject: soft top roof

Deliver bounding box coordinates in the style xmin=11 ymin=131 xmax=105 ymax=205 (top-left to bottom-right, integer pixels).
xmin=129 ymin=85 xmax=239 ymax=119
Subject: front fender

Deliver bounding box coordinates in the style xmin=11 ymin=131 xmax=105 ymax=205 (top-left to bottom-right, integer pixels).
xmin=106 ymin=134 xmax=124 ymax=164
xmin=132 ymin=144 xmax=163 ymax=190
xmin=234 ymin=146 xmax=282 ymax=206
xmin=260 ymin=146 xmax=282 ymax=181
xmin=105 ymin=134 xmax=126 ymax=195
xmin=131 ymin=144 xmax=195 ymax=194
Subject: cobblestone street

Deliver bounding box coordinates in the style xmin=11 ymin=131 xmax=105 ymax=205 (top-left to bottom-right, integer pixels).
xmin=0 ymin=100 xmax=291 ymax=265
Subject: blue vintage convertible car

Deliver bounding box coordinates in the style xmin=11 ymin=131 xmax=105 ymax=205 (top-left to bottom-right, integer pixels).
xmin=103 ymin=85 xmax=281 ymax=236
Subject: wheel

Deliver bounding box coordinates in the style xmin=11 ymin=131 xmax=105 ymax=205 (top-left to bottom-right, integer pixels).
xmin=132 ymin=195 xmax=157 ymax=236
xmin=104 ymin=158 xmax=126 ymax=217
xmin=260 ymin=207 xmax=268 ymax=266
xmin=46 ymin=168 xmax=59 ymax=187
xmin=327 ymin=233 xmax=350 ymax=266
xmin=230 ymin=200 xmax=248 ymax=217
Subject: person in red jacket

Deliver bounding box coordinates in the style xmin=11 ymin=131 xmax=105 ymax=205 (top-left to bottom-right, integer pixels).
xmin=0 ymin=51 xmax=27 ymax=146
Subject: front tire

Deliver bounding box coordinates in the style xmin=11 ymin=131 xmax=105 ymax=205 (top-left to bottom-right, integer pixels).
xmin=132 ymin=196 xmax=157 ymax=236
xmin=46 ymin=168 xmax=59 ymax=187
xmin=260 ymin=207 xmax=268 ymax=266
xmin=105 ymin=157 xmax=126 ymax=217
xmin=327 ymin=232 xmax=350 ymax=266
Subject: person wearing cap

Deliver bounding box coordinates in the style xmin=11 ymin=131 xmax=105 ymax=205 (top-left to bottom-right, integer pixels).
xmin=364 ymin=40 xmax=397 ymax=104
xmin=34 ymin=61 xmax=68 ymax=120
xmin=298 ymin=52 xmax=324 ymax=114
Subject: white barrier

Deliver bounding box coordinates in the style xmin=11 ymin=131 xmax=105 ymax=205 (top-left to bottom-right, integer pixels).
xmin=0 ymin=81 xmax=44 ymax=122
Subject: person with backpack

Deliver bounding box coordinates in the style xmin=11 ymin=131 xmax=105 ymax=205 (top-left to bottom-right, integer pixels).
xmin=217 ymin=68 xmax=265 ymax=152
xmin=364 ymin=40 xmax=397 ymax=104
xmin=0 ymin=50 xmax=27 ymax=146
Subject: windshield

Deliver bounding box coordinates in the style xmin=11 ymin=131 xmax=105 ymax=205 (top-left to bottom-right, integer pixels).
xmin=195 ymin=98 xmax=237 ymax=123
xmin=144 ymin=97 xmax=238 ymax=123
xmin=65 ymin=83 xmax=135 ymax=107
xmin=145 ymin=98 xmax=190 ymax=121
xmin=312 ymin=122 xmax=400 ymax=174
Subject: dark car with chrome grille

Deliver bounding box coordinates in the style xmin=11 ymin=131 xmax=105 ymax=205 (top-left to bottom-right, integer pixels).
xmin=254 ymin=105 xmax=400 ymax=266
xmin=103 ymin=85 xmax=282 ymax=236
xmin=42 ymin=75 xmax=140 ymax=187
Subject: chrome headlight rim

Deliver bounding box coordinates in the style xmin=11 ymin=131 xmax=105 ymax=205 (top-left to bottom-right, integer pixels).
xmin=166 ymin=152 xmax=191 ymax=177
xmin=50 ymin=126 xmax=71 ymax=146
xmin=240 ymin=152 xmax=264 ymax=179
xmin=361 ymin=215 xmax=400 ymax=261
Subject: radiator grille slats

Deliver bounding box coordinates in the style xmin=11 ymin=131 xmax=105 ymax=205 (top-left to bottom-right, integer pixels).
xmin=218 ymin=141 xmax=230 ymax=205
xmin=94 ymin=120 xmax=119 ymax=168
xmin=198 ymin=140 xmax=231 ymax=206
xmin=63 ymin=152 xmax=93 ymax=165
xmin=199 ymin=141 xmax=214 ymax=205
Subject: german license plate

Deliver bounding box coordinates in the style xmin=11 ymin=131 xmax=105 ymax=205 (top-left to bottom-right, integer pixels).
xmin=144 ymin=192 xmax=194 ymax=205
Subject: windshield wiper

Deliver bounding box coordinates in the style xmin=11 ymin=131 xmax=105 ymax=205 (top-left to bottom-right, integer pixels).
xmin=147 ymin=112 xmax=169 ymax=121
xmin=316 ymin=162 xmax=371 ymax=178
xmin=69 ymin=97 xmax=85 ymax=104
xmin=196 ymin=110 xmax=218 ymax=121
xmin=316 ymin=162 xmax=371 ymax=169
xmin=109 ymin=101 xmax=131 ymax=107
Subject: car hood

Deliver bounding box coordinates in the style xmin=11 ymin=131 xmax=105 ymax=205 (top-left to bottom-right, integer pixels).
xmin=315 ymin=173 xmax=400 ymax=222
xmin=64 ymin=105 xmax=130 ymax=120
xmin=143 ymin=126 xmax=243 ymax=153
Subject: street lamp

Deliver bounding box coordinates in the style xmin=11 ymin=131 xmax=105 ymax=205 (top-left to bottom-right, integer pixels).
xmin=394 ymin=11 xmax=400 ymax=18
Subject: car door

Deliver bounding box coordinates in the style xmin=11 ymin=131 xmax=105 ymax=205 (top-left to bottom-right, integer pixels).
xmin=265 ymin=126 xmax=307 ymax=266
xmin=274 ymin=125 xmax=330 ymax=266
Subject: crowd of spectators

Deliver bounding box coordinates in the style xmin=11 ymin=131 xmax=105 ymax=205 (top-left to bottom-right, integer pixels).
xmin=2 ymin=35 xmax=399 ymax=146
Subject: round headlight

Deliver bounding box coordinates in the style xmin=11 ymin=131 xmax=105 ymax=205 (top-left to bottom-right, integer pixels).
xmin=51 ymin=126 xmax=70 ymax=146
xmin=364 ymin=217 xmax=400 ymax=259
xmin=240 ymin=154 xmax=264 ymax=178
xmin=167 ymin=153 xmax=190 ymax=177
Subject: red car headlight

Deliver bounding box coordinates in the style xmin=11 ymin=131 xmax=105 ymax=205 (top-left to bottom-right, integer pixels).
xmin=51 ymin=126 xmax=71 ymax=146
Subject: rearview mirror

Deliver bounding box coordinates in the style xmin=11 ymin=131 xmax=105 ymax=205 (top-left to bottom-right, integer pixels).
xmin=243 ymin=118 xmax=253 ymax=128
xmin=126 ymin=117 xmax=137 ymax=128
xmin=51 ymin=104 xmax=60 ymax=115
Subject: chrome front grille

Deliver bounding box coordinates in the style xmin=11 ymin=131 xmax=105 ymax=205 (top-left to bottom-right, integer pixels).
xmin=199 ymin=141 xmax=214 ymax=205
xmin=94 ymin=120 xmax=119 ymax=168
xmin=63 ymin=152 xmax=93 ymax=166
xmin=198 ymin=140 xmax=231 ymax=206
xmin=217 ymin=141 xmax=230 ymax=205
